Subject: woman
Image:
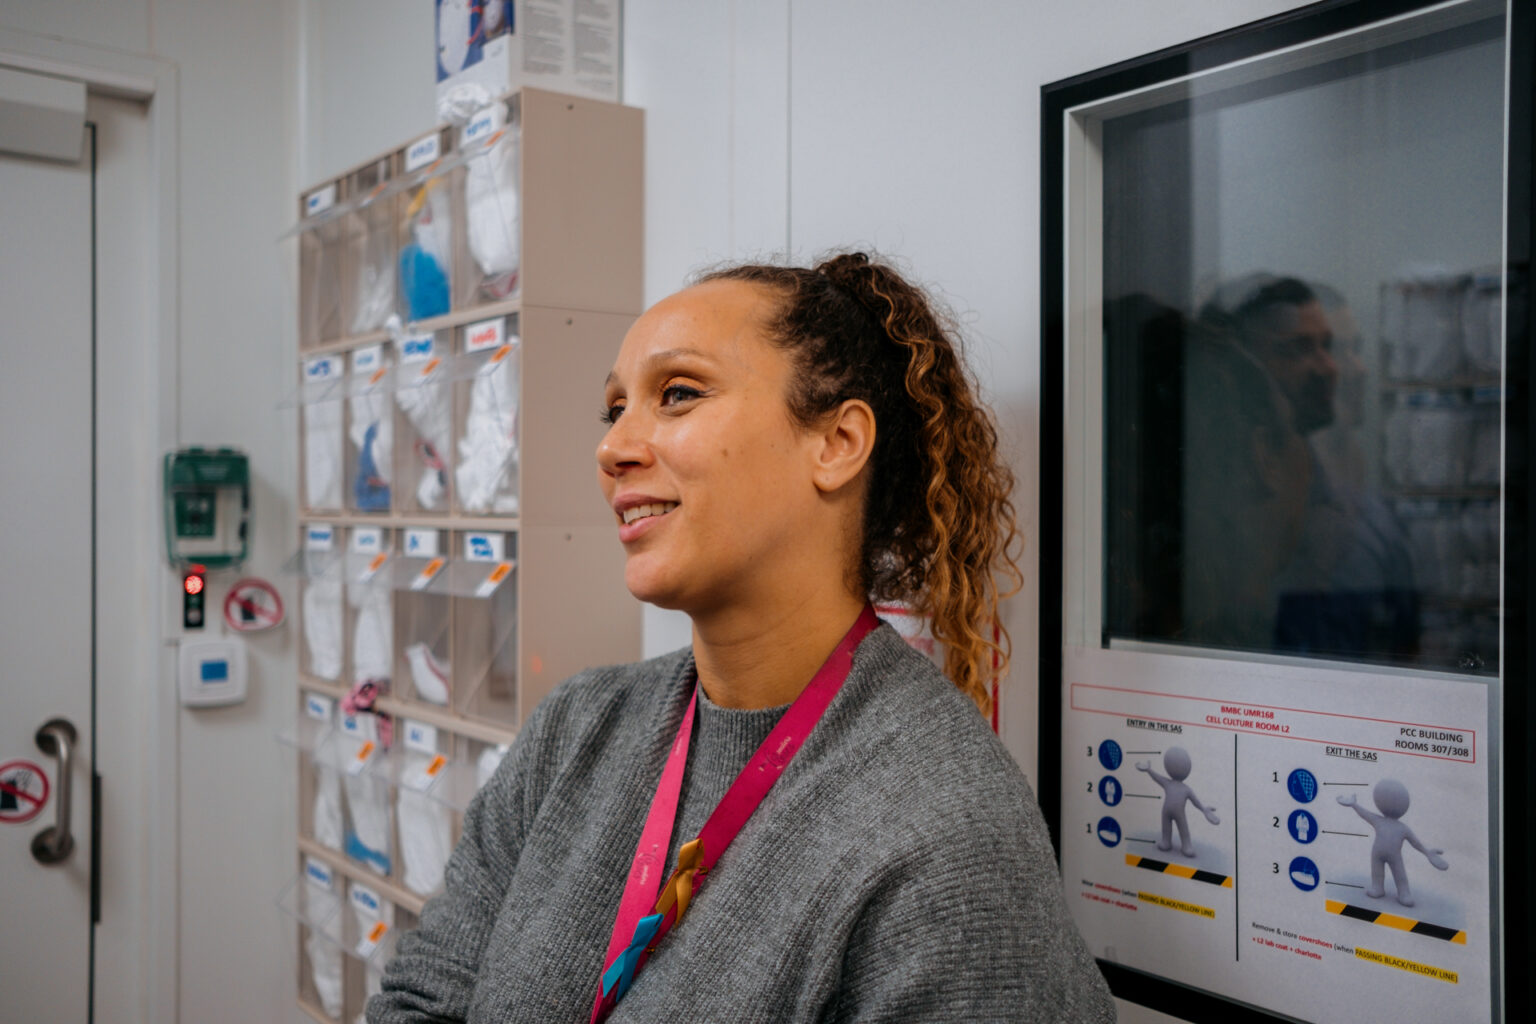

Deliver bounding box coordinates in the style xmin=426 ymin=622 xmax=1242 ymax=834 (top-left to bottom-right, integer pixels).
xmin=371 ymin=253 xmax=1115 ymax=1022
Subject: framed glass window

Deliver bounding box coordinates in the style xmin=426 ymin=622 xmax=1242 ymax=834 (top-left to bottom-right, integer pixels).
xmin=1039 ymin=2 xmax=1532 ymax=1020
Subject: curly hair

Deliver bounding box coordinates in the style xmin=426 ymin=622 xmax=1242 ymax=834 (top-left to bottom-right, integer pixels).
xmin=699 ymin=252 xmax=1022 ymax=714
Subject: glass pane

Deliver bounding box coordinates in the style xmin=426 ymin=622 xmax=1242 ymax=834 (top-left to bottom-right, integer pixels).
xmin=1100 ymin=7 xmax=1506 ymax=674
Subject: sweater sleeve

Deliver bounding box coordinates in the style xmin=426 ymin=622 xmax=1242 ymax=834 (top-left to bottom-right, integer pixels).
xmin=366 ymin=707 xmax=549 ymax=1023
xmin=823 ymin=802 xmax=1116 ymax=1024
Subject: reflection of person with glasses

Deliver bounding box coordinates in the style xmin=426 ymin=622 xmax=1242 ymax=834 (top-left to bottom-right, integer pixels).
xmin=1204 ymin=277 xmax=1419 ymax=664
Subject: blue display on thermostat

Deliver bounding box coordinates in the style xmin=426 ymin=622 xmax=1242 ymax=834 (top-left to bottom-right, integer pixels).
xmin=200 ymin=660 xmax=229 ymax=683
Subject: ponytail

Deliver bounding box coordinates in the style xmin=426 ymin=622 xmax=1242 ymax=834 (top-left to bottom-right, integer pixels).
xmin=700 ymin=253 xmax=1022 ymax=715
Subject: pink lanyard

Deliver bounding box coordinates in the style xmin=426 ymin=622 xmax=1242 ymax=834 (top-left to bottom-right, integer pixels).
xmin=590 ymin=605 xmax=879 ymax=1023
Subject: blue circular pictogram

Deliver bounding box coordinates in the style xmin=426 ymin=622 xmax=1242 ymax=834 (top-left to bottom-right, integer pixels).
xmin=1287 ymin=768 xmax=1318 ymax=804
xmin=1098 ymin=740 xmax=1123 ymax=771
xmin=1288 ymin=855 xmax=1320 ymax=891
xmin=1096 ymin=816 xmax=1122 ymax=848
xmin=1098 ymin=775 xmax=1123 ymax=807
xmin=1288 ymin=809 xmax=1318 ymax=844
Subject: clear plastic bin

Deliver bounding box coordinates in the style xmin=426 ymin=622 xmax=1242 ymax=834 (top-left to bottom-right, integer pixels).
xmin=447 ymin=530 xmax=519 ymax=727
xmin=393 ymin=331 xmax=455 ymax=513
xmin=285 ymin=526 xmax=347 ymax=682
xmin=346 ymin=527 xmax=394 ymax=692
xmin=300 ymin=356 xmax=347 ymax=513
xmin=1380 ymin=276 xmax=1465 ymax=381
xmin=300 ymin=181 xmax=346 ymax=347
xmin=396 ymin=128 xmax=456 ymax=323
xmin=391 ymin=528 xmax=453 ymax=708
xmin=387 ymin=720 xmax=461 ymax=897
xmin=453 ymin=318 xmax=521 ymax=516
xmin=455 ymin=98 xmax=521 ymax=306
xmin=343 ymin=159 xmax=399 ymax=335
xmin=346 ymin=345 xmax=396 ymax=514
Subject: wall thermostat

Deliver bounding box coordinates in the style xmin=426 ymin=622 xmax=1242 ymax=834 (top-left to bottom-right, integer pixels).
xmin=178 ymin=635 xmax=249 ymax=707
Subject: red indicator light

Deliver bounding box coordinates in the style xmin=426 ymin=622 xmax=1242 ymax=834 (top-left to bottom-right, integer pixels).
xmin=184 ymin=574 xmax=205 ymax=596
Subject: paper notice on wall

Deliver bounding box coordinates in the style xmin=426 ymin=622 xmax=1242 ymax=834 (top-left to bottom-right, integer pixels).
xmin=435 ymin=1 xmax=621 ymax=106
xmin=1059 ymin=645 xmax=1493 ymax=1022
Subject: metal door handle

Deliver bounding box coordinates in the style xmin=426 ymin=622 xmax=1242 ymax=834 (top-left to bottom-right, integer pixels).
xmin=32 ymin=718 xmax=77 ymax=865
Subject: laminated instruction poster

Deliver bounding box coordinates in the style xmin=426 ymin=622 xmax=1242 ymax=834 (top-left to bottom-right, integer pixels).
xmin=1060 ymin=646 xmax=1492 ymax=1021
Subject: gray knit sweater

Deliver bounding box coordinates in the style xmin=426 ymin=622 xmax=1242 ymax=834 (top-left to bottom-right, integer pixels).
xmin=369 ymin=624 xmax=1115 ymax=1022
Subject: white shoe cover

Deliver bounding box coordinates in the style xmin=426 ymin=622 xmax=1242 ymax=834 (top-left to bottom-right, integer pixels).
xmin=344 ymin=768 xmax=393 ymax=877
xmin=313 ymin=764 xmax=344 ymax=850
xmin=350 ymin=586 xmax=394 ymax=684
xmin=399 ymin=760 xmax=454 ymax=895
xmin=306 ymin=927 xmax=343 ymax=1018
xmin=304 ymin=397 xmax=343 ymax=510
xmin=349 ymin=377 xmax=394 ymax=510
xmin=302 ymin=579 xmax=344 ymax=681
xmin=405 ymin=643 xmax=451 ymax=705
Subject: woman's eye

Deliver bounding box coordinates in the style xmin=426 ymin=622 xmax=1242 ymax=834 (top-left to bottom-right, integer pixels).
xmin=599 ymin=403 xmax=624 ymax=425
xmin=660 ymin=384 xmax=703 ymax=407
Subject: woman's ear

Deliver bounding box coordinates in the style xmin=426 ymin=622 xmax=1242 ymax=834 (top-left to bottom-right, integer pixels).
xmin=810 ymin=399 xmax=876 ymax=494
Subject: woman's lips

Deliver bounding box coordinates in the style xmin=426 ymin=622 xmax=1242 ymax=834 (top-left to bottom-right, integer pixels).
xmin=616 ymin=501 xmax=678 ymax=543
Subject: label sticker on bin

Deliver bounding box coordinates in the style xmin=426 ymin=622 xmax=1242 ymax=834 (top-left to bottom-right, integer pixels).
xmin=403 ymin=720 xmax=438 ymax=754
xmin=465 ymin=533 xmax=504 ymax=562
xmin=358 ymin=919 xmax=389 ymax=957
xmin=400 ymin=334 xmax=435 ymax=364
xmin=304 ymin=184 xmax=336 ymax=216
xmin=352 ymin=528 xmax=386 ymax=582
xmin=305 ymin=525 xmax=335 ymax=551
xmin=405 ymin=132 xmax=441 ymax=172
xmin=304 ymin=856 xmax=334 ymax=890
xmin=464 ymin=318 xmax=505 ymax=353
xmin=410 ymin=557 xmax=446 ymax=591
xmin=462 ymin=104 xmax=506 ymax=147
xmin=406 ymin=753 xmax=448 ymax=792
xmin=352 ymin=345 xmax=382 ymax=375
xmin=304 ymin=693 xmax=335 ymax=723
xmin=304 ymin=356 xmax=340 ymax=381
xmin=475 ymin=562 xmax=513 ymax=598
xmin=404 ymin=529 xmax=440 ymax=559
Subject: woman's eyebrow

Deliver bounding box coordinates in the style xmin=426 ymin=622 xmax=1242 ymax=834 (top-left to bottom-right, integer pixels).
xmin=605 ymin=348 xmax=719 ymax=389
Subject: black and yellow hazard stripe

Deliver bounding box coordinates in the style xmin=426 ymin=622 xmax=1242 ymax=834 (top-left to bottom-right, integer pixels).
xmin=1124 ymin=854 xmax=1233 ymax=888
xmin=1324 ymin=899 xmax=1466 ymax=944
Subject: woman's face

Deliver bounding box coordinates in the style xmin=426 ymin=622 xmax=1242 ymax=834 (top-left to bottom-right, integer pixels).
xmin=597 ymin=279 xmax=828 ymax=613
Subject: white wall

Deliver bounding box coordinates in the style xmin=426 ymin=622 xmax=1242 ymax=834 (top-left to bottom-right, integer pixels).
xmin=1 ymin=1 xmax=301 ymax=1022
xmin=1 ymin=1 xmax=1327 ymax=1022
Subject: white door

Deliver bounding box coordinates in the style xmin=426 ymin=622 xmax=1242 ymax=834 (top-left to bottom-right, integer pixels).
xmin=0 ymin=108 xmax=97 ymax=1020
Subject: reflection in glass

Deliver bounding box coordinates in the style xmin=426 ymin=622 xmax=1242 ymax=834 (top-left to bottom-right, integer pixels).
xmin=1101 ymin=8 xmax=1506 ymax=674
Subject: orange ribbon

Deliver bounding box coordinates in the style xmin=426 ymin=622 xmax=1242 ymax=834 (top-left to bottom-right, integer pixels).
xmin=652 ymin=837 xmax=706 ymax=925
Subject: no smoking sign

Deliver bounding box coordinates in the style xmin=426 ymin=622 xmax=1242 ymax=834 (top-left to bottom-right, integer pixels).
xmin=0 ymin=760 xmax=50 ymax=824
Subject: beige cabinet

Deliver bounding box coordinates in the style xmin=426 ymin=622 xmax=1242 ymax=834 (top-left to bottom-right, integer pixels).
xmin=282 ymin=88 xmax=643 ymax=1024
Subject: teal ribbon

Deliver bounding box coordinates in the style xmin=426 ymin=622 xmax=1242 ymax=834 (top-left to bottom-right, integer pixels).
xmin=601 ymin=912 xmax=663 ymax=1002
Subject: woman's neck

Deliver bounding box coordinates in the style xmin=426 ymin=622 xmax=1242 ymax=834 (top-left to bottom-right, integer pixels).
xmin=690 ymin=589 xmax=867 ymax=710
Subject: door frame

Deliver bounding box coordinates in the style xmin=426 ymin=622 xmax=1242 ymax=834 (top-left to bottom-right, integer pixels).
xmin=0 ymin=28 xmax=180 ymax=1023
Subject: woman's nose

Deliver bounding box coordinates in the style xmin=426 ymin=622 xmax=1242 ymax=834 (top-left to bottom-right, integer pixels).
xmin=596 ymin=411 xmax=650 ymax=476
